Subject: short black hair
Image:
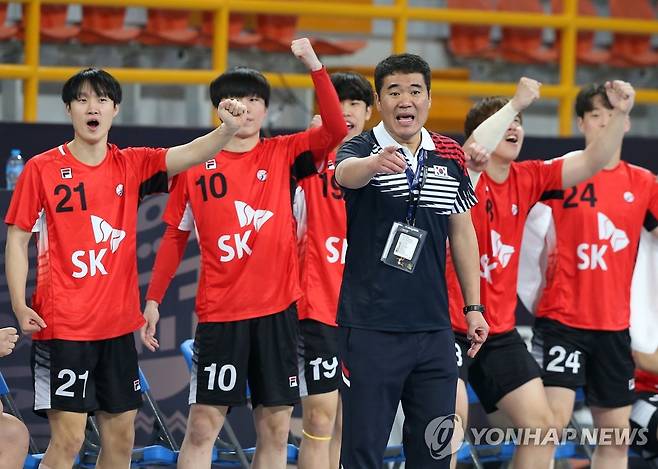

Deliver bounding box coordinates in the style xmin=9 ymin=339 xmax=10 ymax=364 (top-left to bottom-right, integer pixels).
xmin=209 ymin=67 xmax=270 ymax=108
xmin=463 ymin=96 xmax=523 ymax=140
xmin=575 ymin=83 xmax=612 ymax=118
xmin=61 ymin=68 xmax=122 ymax=105
xmin=331 ymin=72 xmax=374 ymax=107
xmin=374 ymin=53 xmax=431 ymax=96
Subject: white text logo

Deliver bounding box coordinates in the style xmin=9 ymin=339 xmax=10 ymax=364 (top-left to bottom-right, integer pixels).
xmin=71 ymin=216 xmax=126 ymax=278
xmin=577 ymin=212 xmax=628 ymax=271
xmin=480 ymin=230 xmax=515 ymax=283
xmin=217 ymin=201 xmax=274 ymax=262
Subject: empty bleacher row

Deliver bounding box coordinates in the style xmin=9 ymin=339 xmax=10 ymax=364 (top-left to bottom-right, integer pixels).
xmin=1 ymin=0 xmax=658 ymax=66
xmin=0 ymin=5 xmax=366 ymax=55
xmin=448 ymin=0 xmax=658 ymax=66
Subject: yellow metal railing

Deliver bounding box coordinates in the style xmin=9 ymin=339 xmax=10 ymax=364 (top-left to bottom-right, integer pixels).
xmin=2 ymin=0 xmax=658 ymax=134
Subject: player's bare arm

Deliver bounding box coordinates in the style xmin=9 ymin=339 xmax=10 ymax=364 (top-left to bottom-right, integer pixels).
xmin=633 ymin=349 xmax=658 ymax=375
xmin=448 ymin=210 xmax=489 ymax=357
xmin=5 ymin=225 xmax=47 ymax=334
xmin=335 ymin=146 xmax=407 ymax=189
xmin=291 ymin=37 xmax=323 ymax=72
xmin=0 ymin=327 xmax=19 ymax=357
xmin=561 ymin=80 xmax=635 ymax=188
xmin=165 ymin=99 xmax=247 ymax=177
xmin=140 ymin=300 xmax=160 ymax=352
xmin=463 ymin=142 xmax=491 ymax=186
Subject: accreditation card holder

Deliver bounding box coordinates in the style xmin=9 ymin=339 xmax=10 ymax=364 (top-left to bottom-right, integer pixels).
xmin=380 ymin=221 xmax=428 ymax=273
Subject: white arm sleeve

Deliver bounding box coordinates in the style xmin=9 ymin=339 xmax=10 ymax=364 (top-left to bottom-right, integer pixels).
xmin=471 ymin=102 xmax=519 ymax=153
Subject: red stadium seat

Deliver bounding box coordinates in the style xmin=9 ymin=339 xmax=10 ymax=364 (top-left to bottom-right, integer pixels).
xmin=256 ymin=14 xmax=296 ymax=52
xmin=15 ymin=5 xmax=79 ymax=43
xmin=497 ymin=0 xmax=558 ymax=63
xmin=552 ymin=0 xmax=609 ymax=65
xmin=79 ymin=7 xmax=140 ymax=44
xmin=199 ymin=12 xmax=260 ymax=48
xmin=139 ymin=9 xmax=199 ymax=46
xmin=40 ymin=5 xmax=79 ymax=42
xmin=256 ymin=14 xmax=365 ymax=56
xmin=609 ymin=0 xmax=658 ymax=67
xmin=446 ymin=0 xmax=496 ymax=59
xmin=0 ymin=3 xmax=18 ymax=40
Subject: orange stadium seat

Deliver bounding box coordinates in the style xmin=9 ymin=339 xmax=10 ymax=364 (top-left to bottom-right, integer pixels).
xmin=139 ymin=9 xmax=199 ymax=46
xmin=199 ymin=12 xmax=261 ymax=48
xmin=446 ymin=0 xmax=496 ymax=59
xmin=35 ymin=5 xmax=79 ymax=42
xmin=497 ymin=0 xmax=558 ymax=63
xmin=552 ymin=0 xmax=609 ymax=65
xmin=609 ymin=0 xmax=658 ymax=67
xmin=257 ymin=14 xmax=297 ymax=52
xmin=0 ymin=3 xmax=18 ymax=40
xmin=15 ymin=5 xmax=79 ymax=43
xmin=257 ymin=14 xmax=365 ymax=56
xmin=79 ymin=6 xmax=140 ymax=44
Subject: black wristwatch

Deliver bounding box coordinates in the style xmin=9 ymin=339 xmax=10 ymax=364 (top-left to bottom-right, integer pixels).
xmin=463 ymin=304 xmax=485 ymax=315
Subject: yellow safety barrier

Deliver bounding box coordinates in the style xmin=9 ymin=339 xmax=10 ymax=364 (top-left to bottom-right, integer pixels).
xmin=1 ymin=0 xmax=658 ymax=134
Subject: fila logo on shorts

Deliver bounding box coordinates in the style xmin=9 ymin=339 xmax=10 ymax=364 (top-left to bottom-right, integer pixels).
xmin=480 ymin=230 xmax=515 ymax=284
xmin=577 ymin=211 xmax=629 ymax=271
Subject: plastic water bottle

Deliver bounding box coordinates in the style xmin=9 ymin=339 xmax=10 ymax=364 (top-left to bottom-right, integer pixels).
xmin=6 ymin=148 xmax=24 ymax=190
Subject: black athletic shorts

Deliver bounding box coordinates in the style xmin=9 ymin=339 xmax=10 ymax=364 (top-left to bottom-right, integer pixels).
xmin=532 ymin=317 xmax=635 ymax=408
xmin=298 ymin=319 xmax=340 ymax=397
xmin=455 ymin=329 xmax=541 ymax=413
xmin=31 ymin=333 xmax=142 ymax=416
xmin=189 ymin=305 xmax=300 ymax=408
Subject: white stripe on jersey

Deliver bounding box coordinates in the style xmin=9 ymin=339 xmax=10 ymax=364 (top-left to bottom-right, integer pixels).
xmin=178 ymin=202 xmax=195 ymax=231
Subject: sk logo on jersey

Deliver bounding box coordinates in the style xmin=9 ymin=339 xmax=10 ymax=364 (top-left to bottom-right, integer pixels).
xmin=256 ymin=169 xmax=268 ymax=181
xmin=480 ymin=230 xmax=515 ymax=284
xmin=577 ymin=212 xmax=629 ymax=271
xmin=235 ymin=201 xmax=273 ymax=231
xmin=71 ymin=216 xmax=126 ymax=278
xmin=91 ymin=215 xmax=126 ymax=253
xmin=217 ymin=201 xmax=274 ymax=262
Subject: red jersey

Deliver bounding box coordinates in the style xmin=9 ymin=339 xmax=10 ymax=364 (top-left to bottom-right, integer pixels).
xmin=155 ymin=68 xmax=347 ymax=323
xmin=4 ymin=143 xmax=169 ymax=341
xmin=536 ymin=162 xmax=658 ymax=330
xmin=448 ymin=159 xmax=563 ymax=335
xmin=635 ymin=369 xmax=658 ymax=394
xmin=295 ymin=152 xmax=346 ymax=326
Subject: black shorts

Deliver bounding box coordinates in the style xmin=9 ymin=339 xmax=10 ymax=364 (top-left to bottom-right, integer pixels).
xmin=298 ymin=319 xmax=339 ymax=397
xmin=630 ymin=392 xmax=658 ymax=457
xmin=454 ymin=333 xmax=475 ymax=383
xmin=189 ymin=305 xmax=300 ymax=408
xmin=531 ymin=318 xmax=635 ymax=408
xmin=30 ymin=333 xmax=142 ymax=416
xmin=455 ymin=329 xmax=541 ymax=414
